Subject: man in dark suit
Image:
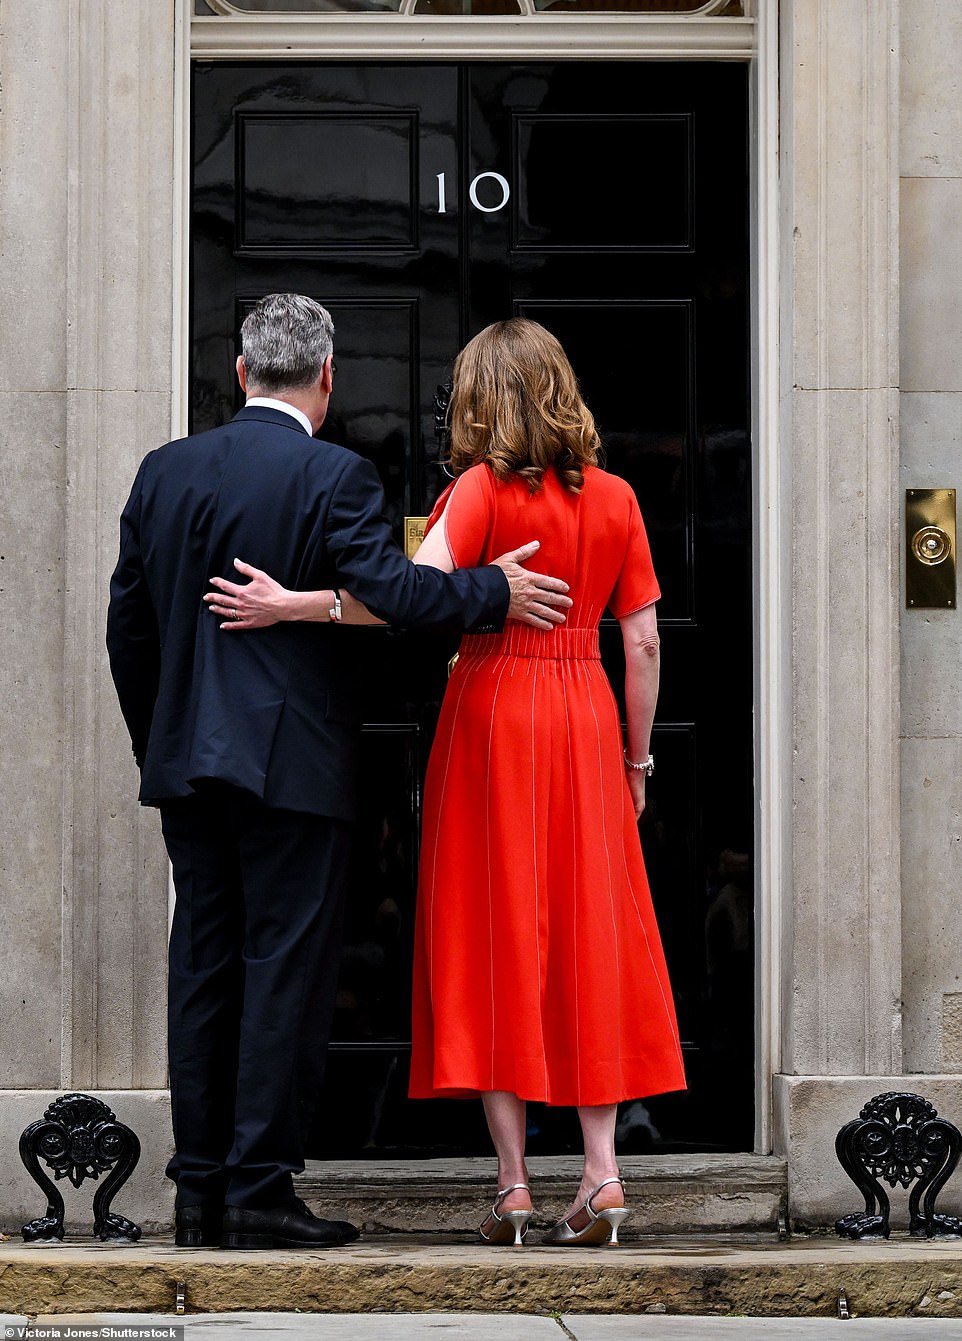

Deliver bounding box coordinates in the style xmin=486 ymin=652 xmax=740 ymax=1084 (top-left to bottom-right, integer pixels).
xmin=106 ymin=294 xmax=570 ymax=1251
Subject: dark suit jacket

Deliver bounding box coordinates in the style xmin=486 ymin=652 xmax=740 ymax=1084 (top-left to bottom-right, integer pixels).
xmin=106 ymin=406 xmax=508 ymax=820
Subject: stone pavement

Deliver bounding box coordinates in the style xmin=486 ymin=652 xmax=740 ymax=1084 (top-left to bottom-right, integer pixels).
xmin=3 ymin=1235 xmax=962 ymax=1321
xmin=8 ymin=1314 xmax=962 ymax=1338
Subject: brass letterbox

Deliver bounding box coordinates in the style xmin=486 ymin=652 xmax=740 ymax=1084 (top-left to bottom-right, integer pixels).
xmin=906 ymin=488 xmax=956 ymax=609
xmin=404 ymin=516 xmax=429 ymax=560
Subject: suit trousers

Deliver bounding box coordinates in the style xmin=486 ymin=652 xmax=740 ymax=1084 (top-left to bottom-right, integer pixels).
xmin=159 ymin=785 xmax=351 ymax=1209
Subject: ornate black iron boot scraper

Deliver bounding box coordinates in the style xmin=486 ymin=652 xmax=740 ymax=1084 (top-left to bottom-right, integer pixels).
xmin=835 ymin=1091 xmax=962 ymax=1239
xmin=19 ymin=1092 xmax=142 ymax=1242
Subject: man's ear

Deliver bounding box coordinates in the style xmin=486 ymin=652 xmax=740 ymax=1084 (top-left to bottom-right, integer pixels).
xmin=236 ymin=355 xmax=248 ymax=394
xmin=321 ymin=354 xmax=334 ymax=395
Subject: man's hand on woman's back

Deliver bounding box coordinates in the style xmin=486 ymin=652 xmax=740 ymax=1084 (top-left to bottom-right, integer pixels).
xmin=490 ymin=541 xmax=571 ymax=631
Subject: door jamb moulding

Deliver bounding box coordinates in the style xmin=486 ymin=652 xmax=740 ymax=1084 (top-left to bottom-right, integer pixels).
xmin=173 ymin=0 xmax=780 ymax=1155
xmin=750 ymin=0 xmax=780 ymax=1154
xmin=190 ymin=14 xmax=755 ymax=60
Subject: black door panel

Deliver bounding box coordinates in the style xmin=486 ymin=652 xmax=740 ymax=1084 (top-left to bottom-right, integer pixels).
xmin=192 ymin=59 xmax=753 ymax=1155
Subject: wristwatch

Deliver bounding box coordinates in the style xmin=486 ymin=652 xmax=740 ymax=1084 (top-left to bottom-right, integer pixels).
xmin=328 ymin=589 xmax=342 ymax=623
xmin=623 ymin=749 xmax=654 ymax=777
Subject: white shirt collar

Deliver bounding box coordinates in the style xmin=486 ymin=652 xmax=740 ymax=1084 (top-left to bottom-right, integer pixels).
xmin=244 ymin=397 xmax=313 ymax=437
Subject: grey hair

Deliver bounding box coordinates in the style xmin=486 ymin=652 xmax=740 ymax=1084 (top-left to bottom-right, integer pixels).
xmin=240 ymin=293 xmax=335 ymax=393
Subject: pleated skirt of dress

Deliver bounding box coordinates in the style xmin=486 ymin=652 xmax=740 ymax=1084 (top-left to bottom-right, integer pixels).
xmin=409 ymin=628 xmax=686 ymax=1108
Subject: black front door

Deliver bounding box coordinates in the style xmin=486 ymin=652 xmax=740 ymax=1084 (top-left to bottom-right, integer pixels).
xmin=192 ymin=59 xmax=753 ymax=1155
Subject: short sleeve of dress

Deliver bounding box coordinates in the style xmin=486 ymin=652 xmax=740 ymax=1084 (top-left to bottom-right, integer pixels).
xmin=433 ymin=465 xmax=494 ymax=570
xmin=608 ymin=491 xmax=661 ymax=618
xmin=422 ymin=481 xmax=455 ymax=539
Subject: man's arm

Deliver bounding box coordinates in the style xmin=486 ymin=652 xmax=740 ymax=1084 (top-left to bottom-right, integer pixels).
xmin=322 ymin=454 xmax=568 ymax=632
xmin=105 ymin=459 xmax=161 ymax=767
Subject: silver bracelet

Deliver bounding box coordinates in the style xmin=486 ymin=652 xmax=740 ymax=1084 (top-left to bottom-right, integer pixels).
xmin=328 ymin=589 xmax=342 ymax=623
xmin=624 ymin=749 xmax=654 ymax=777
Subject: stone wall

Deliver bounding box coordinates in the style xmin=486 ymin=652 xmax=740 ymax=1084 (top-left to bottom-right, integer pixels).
xmin=0 ymin=0 xmax=71 ymax=1092
xmin=778 ymin=0 xmax=901 ymax=1078
xmin=899 ymin=0 xmax=962 ymax=1076
xmin=0 ymin=0 xmax=174 ymax=1227
xmin=774 ymin=0 xmax=962 ymax=1227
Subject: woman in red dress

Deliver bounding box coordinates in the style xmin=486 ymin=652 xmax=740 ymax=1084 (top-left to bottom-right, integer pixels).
xmin=206 ymin=320 xmax=686 ymax=1246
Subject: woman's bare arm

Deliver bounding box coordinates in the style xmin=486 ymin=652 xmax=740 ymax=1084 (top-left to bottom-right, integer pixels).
xmin=205 ymin=559 xmax=384 ymax=628
xmin=618 ymin=601 xmax=660 ymax=820
xmin=410 ymin=514 xmax=455 ymax=572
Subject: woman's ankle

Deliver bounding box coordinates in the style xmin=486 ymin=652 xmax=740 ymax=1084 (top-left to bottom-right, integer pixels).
xmin=495 ymin=1170 xmax=531 ymax=1209
xmin=579 ymin=1169 xmax=623 ymax=1206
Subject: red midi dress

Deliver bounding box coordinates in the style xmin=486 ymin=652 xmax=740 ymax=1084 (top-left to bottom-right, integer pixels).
xmin=408 ymin=463 xmax=686 ymax=1107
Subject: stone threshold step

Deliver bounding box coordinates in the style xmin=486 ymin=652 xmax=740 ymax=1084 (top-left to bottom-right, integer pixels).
xmin=297 ymin=1153 xmax=787 ymax=1236
xmin=3 ymin=1234 xmax=961 ymax=1320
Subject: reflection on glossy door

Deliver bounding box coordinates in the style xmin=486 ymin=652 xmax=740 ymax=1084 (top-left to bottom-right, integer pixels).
xmin=192 ymin=59 xmax=752 ymax=1157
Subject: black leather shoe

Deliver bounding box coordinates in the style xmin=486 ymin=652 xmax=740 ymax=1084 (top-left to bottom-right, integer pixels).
xmin=221 ymin=1197 xmax=360 ymax=1250
xmin=175 ymin=1204 xmax=223 ymax=1248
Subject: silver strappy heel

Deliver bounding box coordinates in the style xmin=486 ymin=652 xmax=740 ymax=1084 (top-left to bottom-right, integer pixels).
xmin=479 ymin=1182 xmax=534 ymax=1246
xmin=542 ymin=1176 xmax=629 ymax=1246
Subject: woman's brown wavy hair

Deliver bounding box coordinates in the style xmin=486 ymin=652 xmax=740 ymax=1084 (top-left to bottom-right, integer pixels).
xmin=447 ymin=319 xmax=600 ymax=493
